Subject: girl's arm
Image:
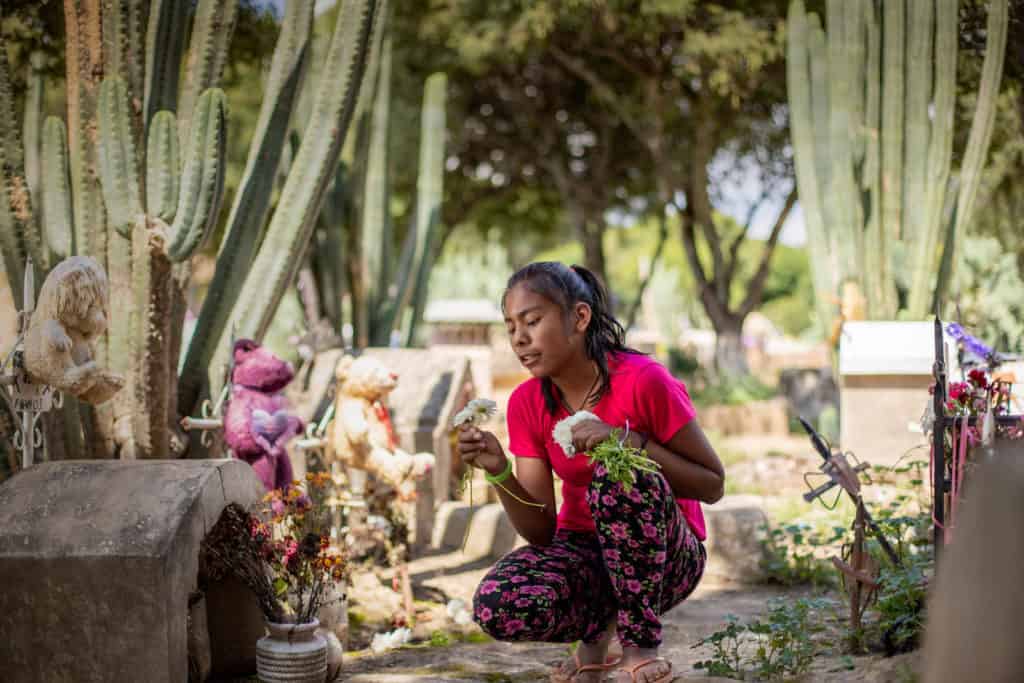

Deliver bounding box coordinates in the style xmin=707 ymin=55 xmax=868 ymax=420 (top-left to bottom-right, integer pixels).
xmin=634 ymin=421 xmax=724 ymax=503
xmin=572 ymin=419 xmax=725 ymax=503
xmin=458 ymin=427 xmax=558 ymax=545
xmin=492 ymin=457 xmax=558 ymax=546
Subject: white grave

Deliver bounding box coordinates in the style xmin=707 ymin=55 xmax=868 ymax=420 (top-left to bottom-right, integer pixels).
xmin=838 ymin=321 xmax=958 ymax=466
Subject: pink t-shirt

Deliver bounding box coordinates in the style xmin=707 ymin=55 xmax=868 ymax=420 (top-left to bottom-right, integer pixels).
xmin=506 ymin=352 xmax=707 ymax=541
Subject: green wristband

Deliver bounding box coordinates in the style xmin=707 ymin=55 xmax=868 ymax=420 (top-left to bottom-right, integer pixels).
xmin=485 ymin=458 xmax=513 ymax=485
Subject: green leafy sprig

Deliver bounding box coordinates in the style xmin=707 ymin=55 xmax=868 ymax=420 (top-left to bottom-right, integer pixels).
xmin=587 ymin=428 xmax=660 ymax=492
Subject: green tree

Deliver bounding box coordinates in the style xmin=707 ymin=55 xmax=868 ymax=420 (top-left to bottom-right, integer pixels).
xmin=392 ymin=1 xmax=796 ymax=375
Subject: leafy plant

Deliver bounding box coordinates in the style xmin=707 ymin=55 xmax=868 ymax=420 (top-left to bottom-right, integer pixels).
xmin=872 ymin=555 xmax=929 ymax=656
xmin=693 ymin=615 xmax=745 ymax=678
xmin=694 ymin=598 xmax=829 ymax=680
xmin=692 ymin=374 xmax=777 ymax=408
xmin=760 ymin=522 xmax=843 ymax=588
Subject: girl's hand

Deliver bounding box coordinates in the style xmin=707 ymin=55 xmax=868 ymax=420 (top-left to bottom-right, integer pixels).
xmin=570 ymin=419 xmax=614 ymax=454
xmin=456 ymin=425 xmax=507 ymax=476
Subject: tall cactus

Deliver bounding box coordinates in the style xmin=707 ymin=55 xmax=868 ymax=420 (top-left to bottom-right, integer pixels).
xmin=178 ymin=0 xmax=316 ymax=412
xmin=402 ymin=73 xmax=448 ymax=347
xmin=335 ymin=61 xmax=447 ymax=350
xmin=191 ymin=0 xmax=381 ymax=403
xmin=787 ymin=0 xmax=1009 ymax=324
xmin=0 ymin=0 xmax=379 ymax=460
xmin=0 ymin=44 xmax=44 ymax=306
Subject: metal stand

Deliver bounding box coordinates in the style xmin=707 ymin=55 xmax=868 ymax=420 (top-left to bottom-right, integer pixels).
xmin=294 ymin=403 xmax=366 ymax=541
xmin=800 ymin=416 xmax=900 ymax=634
xmin=830 ymin=501 xmax=878 ymax=635
xmin=0 ymin=257 xmax=60 ymax=470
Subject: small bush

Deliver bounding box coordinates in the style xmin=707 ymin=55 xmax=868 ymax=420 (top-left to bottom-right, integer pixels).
xmin=693 ymin=373 xmax=778 ymax=407
xmin=760 ymin=522 xmax=843 ymax=588
xmin=694 ymin=598 xmax=829 ymax=680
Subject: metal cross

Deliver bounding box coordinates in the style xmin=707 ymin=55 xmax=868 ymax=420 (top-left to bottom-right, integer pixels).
xmin=0 ymin=257 xmax=60 ymax=470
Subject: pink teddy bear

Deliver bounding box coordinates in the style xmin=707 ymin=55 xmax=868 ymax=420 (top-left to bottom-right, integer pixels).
xmin=223 ymin=339 xmax=304 ymax=492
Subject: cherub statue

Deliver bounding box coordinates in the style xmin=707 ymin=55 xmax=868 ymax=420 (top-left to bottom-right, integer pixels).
xmin=22 ymin=256 xmax=124 ymax=404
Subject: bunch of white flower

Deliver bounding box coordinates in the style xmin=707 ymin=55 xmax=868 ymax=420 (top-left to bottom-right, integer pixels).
xmin=552 ymin=410 xmax=600 ymax=458
xmin=453 ymin=398 xmax=498 ymax=428
xmin=370 ymin=627 xmax=412 ymax=654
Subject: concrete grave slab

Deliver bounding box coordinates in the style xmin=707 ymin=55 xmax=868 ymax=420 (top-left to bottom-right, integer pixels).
xmin=0 ymin=459 xmax=265 ymax=683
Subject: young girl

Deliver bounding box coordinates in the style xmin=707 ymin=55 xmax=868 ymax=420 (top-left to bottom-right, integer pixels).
xmin=458 ymin=262 xmax=725 ymax=683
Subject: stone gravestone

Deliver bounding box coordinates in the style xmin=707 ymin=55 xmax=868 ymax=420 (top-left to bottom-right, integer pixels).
xmin=0 ymin=459 xmax=266 ymax=683
xmin=778 ymin=367 xmax=838 ymax=429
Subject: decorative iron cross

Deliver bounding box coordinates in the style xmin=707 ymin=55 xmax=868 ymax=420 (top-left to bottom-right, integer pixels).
xmin=0 ymin=257 xmax=60 ymax=470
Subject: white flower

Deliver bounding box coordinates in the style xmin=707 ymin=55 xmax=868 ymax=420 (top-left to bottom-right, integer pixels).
xmin=370 ymin=627 xmax=412 ymax=653
xmin=446 ymin=598 xmax=472 ymax=625
xmin=453 ymin=398 xmax=498 ymax=427
xmin=552 ymin=410 xmax=601 ymax=458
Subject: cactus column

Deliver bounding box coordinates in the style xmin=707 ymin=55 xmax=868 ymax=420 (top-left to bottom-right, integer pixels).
xmin=787 ymin=0 xmax=1008 ymax=324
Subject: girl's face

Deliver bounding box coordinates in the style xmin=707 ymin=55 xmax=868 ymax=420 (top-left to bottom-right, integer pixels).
xmin=503 ymin=283 xmax=590 ymax=377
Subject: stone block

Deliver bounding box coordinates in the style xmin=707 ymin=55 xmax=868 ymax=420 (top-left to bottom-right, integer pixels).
xmin=702 ymin=495 xmax=770 ymax=584
xmin=430 ymin=501 xmax=478 ymax=551
xmin=0 ymin=459 xmax=265 ymax=682
xmin=461 ymin=504 xmax=521 ymax=560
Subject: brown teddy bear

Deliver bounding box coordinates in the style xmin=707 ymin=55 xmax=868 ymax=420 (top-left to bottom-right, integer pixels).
xmin=22 ymin=256 xmax=124 ymax=404
xmin=328 ymin=355 xmax=434 ymax=501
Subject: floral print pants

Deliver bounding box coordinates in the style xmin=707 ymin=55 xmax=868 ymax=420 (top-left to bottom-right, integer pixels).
xmin=472 ymin=464 xmax=706 ymax=648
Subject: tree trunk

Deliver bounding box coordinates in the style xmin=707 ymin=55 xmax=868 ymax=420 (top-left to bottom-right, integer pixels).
xmin=568 ymin=199 xmax=607 ymax=284
xmin=712 ymin=315 xmax=748 ymax=378
xmin=581 ymin=220 xmax=607 ymax=285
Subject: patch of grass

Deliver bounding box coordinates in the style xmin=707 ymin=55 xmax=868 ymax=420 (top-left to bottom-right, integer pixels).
xmin=765 ymin=495 xmax=855 ymax=529
xmin=429 ymin=630 xmax=452 ymax=647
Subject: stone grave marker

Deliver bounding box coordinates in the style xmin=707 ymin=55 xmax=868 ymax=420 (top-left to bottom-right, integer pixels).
xmin=0 ymin=459 xmax=265 ymax=682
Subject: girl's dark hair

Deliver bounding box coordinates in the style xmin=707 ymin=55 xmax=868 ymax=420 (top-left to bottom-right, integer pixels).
xmin=502 ymin=261 xmax=640 ymax=415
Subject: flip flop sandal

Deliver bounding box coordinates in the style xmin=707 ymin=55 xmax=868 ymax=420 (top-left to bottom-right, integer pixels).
xmin=610 ymin=657 xmax=673 ymax=683
xmin=549 ymin=652 xmax=623 ymax=682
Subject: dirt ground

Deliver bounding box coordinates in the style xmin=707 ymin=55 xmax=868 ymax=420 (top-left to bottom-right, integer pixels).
xmin=340 ymin=558 xmax=919 ymax=682
xmin=338 ymin=432 xmax=923 ymax=682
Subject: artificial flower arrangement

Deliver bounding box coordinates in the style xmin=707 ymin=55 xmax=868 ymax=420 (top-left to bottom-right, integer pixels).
xmin=200 ymin=472 xmax=349 ymax=625
xmin=552 ymin=410 xmax=660 ymax=491
xmin=934 ymin=322 xmax=1023 ymax=442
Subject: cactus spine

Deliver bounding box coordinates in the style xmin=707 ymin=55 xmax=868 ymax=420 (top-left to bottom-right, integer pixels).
xmin=787 ymin=0 xmax=1009 ymax=323
xmin=934 ymin=0 xmax=1010 ymax=304
xmin=97 ymin=78 xmax=145 ymax=238
xmin=0 ymin=44 xmax=41 ymax=305
xmin=145 ymin=111 xmax=180 ymax=224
